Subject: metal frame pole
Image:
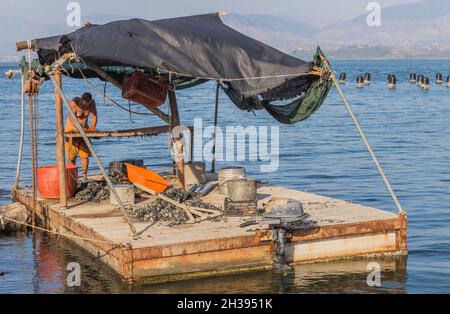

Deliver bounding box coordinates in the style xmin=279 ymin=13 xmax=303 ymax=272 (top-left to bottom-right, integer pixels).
xmin=211 ymin=81 xmax=220 ymax=173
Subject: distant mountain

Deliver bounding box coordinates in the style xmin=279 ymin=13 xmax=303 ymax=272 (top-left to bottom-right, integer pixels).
xmin=2 ymin=2 xmax=450 ymax=60
xmin=312 ymin=0 xmax=450 ymax=48
xmin=221 ymin=13 xmax=319 ymax=53
xmin=224 ymin=1 xmax=450 ymax=59
xmin=222 ymin=14 xmax=319 ymax=39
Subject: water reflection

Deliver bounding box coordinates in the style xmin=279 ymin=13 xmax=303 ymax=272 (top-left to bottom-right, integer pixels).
xmin=0 ymin=231 xmax=407 ymax=294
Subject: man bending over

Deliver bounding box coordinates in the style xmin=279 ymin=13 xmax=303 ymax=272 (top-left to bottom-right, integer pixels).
xmin=65 ymin=92 xmax=97 ymax=179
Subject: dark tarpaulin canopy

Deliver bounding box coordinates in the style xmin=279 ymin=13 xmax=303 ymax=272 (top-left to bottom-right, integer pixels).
xmin=31 ymin=13 xmax=332 ymax=124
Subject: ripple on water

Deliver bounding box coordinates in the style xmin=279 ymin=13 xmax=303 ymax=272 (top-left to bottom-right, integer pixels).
xmin=1 ymin=60 xmax=450 ymax=293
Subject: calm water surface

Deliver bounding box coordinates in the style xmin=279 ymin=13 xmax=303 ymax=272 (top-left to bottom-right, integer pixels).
xmin=0 ymin=60 xmax=449 ymax=293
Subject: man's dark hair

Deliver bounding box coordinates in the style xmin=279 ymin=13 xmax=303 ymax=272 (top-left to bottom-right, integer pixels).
xmin=72 ymin=96 xmax=81 ymax=105
xmin=81 ymin=92 xmax=92 ymax=102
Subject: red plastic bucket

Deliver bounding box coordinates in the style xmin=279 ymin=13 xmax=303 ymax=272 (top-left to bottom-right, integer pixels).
xmin=37 ymin=164 xmax=78 ymax=199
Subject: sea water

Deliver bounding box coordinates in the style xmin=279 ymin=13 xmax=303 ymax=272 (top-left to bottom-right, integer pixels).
xmin=1 ymin=60 xmax=449 ymax=293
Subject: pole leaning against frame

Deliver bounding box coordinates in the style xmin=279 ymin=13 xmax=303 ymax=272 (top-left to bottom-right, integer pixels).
xmin=46 ymin=54 xmax=137 ymax=236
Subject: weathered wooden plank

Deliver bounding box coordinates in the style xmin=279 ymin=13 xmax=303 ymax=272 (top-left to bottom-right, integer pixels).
xmin=64 ymin=125 xmax=170 ymax=138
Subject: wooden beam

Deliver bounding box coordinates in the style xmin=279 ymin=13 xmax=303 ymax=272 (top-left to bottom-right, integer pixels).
xmin=16 ymin=40 xmax=36 ymax=52
xmin=84 ymin=61 xmax=170 ymax=124
xmin=64 ymin=125 xmax=194 ymax=139
xmin=65 ymin=125 xmax=170 ymax=139
xmin=54 ymin=70 xmax=67 ymax=209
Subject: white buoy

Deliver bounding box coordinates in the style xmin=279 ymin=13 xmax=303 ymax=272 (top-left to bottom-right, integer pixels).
xmin=422 ymin=77 xmax=430 ymax=90
xmin=356 ymin=75 xmax=364 ymax=88
xmin=417 ymin=75 xmax=424 ymax=87
xmin=388 ymin=75 xmax=397 ymax=89
xmin=436 ymin=73 xmax=443 ymax=85
xmin=363 ymin=72 xmax=371 ymax=85
xmin=4 ymin=70 xmax=14 ymax=79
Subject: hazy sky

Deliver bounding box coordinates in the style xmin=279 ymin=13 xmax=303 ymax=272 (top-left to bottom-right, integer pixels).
xmin=5 ymin=0 xmax=420 ymax=25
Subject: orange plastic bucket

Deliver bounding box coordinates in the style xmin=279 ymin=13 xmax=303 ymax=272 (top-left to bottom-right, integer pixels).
xmin=37 ymin=164 xmax=78 ymax=199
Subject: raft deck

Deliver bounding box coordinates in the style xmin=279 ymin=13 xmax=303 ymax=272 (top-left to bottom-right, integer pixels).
xmin=12 ymin=184 xmax=407 ymax=285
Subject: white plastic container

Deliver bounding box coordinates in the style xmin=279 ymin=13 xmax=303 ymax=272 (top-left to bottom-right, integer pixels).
xmin=109 ymin=184 xmax=135 ymax=207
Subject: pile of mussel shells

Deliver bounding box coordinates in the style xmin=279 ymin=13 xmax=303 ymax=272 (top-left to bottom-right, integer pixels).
xmin=76 ymin=174 xmax=222 ymax=226
xmin=126 ymin=187 xmax=222 ymax=226
xmin=75 ymin=171 xmax=142 ymax=202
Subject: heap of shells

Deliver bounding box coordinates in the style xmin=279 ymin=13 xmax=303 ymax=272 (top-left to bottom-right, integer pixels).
xmin=75 ymin=171 xmax=142 ymax=202
xmin=126 ymin=187 xmax=222 ymax=226
xmin=76 ymin=173 xmax=222 ymax=226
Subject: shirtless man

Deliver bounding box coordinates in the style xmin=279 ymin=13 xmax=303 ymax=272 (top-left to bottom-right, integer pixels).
xmin=65 ymin=92 xmax=98 ymax=179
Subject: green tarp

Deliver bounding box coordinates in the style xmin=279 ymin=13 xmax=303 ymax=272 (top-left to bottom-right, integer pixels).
xmin=224 ymin=47 xmax=332 ymax=124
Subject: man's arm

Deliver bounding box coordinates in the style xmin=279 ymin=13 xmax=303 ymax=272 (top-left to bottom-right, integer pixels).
xmin=89 ymin=100 xmax=98 ymax=131
xmin=67 ymin=100 xmax=78 ymax=128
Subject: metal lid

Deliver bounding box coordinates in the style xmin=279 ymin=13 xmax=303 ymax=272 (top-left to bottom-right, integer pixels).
xmin=263 ymin=198 xmax=305 ymax=219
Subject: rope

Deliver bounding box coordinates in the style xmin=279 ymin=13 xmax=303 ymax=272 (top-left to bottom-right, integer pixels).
xmin=75 ymin=62 xmax=154 ymax=116
xmin=33 ymin=93 xmax=39 ymax=172
xmin=13 ymin=75 xmax=25 ymax=189
xmin=151 ymin=67 xmax=313 ymax=82
xmin=28 ymin=93 xmax=37 ymax=227
xmin=331 ymin=74 xmax=405 ymax=215
xmin=0 ymin=214 xmax=118 ymax=245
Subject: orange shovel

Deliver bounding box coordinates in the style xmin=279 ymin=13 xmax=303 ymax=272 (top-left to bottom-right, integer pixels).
xmin=125 ymin=163 xmax=171 ymax=193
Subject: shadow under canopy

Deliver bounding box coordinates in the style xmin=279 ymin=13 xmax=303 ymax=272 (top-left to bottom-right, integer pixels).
xmin=20 ymin=13 xmax=332 ymax=124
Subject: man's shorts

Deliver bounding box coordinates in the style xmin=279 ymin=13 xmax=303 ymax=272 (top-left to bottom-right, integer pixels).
xmin=65 ymin=138 xmax=91 ymax=161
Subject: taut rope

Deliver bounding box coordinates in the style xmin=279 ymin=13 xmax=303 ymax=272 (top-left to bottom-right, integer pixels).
xmin=331 ymin=74 xmax=405 ymax=214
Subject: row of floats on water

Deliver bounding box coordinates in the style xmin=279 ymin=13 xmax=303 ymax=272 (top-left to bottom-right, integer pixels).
xmin=337 ymin=72 xmax=450 ymax=90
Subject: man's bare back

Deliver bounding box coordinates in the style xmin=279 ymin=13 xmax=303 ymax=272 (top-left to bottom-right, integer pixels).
xmin=66 ymin=96 xmax=97 ymax=131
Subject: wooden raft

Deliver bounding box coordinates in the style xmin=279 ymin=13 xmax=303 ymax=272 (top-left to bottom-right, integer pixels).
xmin=12 ymin=184 xmax=407 ymax=285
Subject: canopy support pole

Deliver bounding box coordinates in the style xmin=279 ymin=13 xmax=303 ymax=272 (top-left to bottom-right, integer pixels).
xmin=331 ymin=75 xmax=405 ymax=215
xmin=83 ymin=61 xmax=170 ymax=124
xmin=168 ymin=88 xmax=185 ymax=189
xmin=211 ymin=81 xmax=220 ymax=173
xmin=54 ymin=69 xmax=68 ymax=209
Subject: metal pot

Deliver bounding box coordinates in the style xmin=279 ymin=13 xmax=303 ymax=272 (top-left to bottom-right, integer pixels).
xmin=218 ymin=167 xmax=245 ymax=195
xmin=226 ymin=178 xmax=257 ymax=202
